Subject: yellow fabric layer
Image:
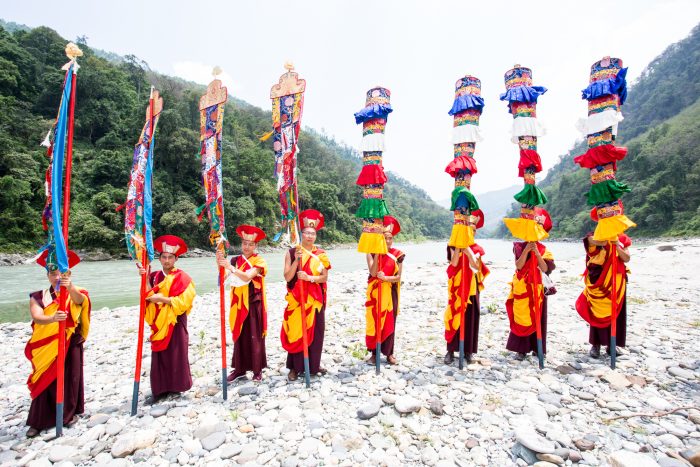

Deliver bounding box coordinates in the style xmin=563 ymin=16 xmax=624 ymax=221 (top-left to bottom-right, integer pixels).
xmin=357 ymin=232 xmax=388 ymax=254
xmin=508 ymin=274 xmax=543 ymax=327
xmin=443 ymin=262 xmax=477 ymax=333
xmin=365 ymin=280 xmax=393 ymax=337
xmin=593 ymin=215 xmax=636 ymax=242
xmin=28 ymin=288 xmax=90 ymax=387
xmin=582 ymin=244 xmax=628 ymax=320
xmin=230 ymin=255 xmax=268 ymax=339
xmin=145 ymin=271 xmax=196 ymax=345
xmin=447 ymin=224 xmax=475 ymax=249
xmin=503 ymin=218 xmax=549 ymax=242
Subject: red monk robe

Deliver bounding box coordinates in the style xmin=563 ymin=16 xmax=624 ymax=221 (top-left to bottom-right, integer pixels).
xmin=365 ymin=247 xmax=405 ymax=357
xmin=281 ymin=246 xmax=332 ymax=375
xmin=444 ymin=244 xmax=489 ymax=360
xmin=25 ymin=285 xmax=91 ymax=432
xmin=228 ymin=254 xmax=268 ymax=379
xmin=506 ymin=242 xmax=556 ymax=356
xmin=576 ymin=234 xmax=631 ymax=350
xmin=145 ymin=268 xmax=196 ymax=398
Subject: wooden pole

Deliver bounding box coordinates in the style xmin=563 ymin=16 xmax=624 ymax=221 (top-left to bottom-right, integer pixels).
xmin=458 ymin=252 xmax=467 ymax=370
xmin=375 ymin=254 xmax=383 ymax=374
xmin=531 ymin=252 xmax=544 ymax=369
xmin=610 ymin=241 xmax=618 ymax=369
xmin=218 ymin=243 xmax=228 ymax=400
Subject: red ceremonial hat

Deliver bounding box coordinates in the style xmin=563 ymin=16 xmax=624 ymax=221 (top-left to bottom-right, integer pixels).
xmin=299 ymin=209 xmax=324 ymax=231
xmin=383 ymin=216 xmax=401 ymax=236
xmin=534 ymin=207 xmax=552 ymax=232
xmin=469 ymin=209 xmax=485 ymax=229
xmin=154 ymin=235 xmax=188 ymax=256
xmin=236 ymin=224 xmax=266 ymax=242
xmin=37 ymin=249 xmax=81 ymax=270
xmin=591 ymin=200 xmax=624 ymax=222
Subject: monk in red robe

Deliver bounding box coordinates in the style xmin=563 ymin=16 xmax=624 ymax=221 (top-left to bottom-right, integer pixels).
xmin=281 ymin=210 xmax=332 ymax=381
xmin=25 ymin=250 xmax=91 ymax=438
xmin=444 ymin=210 xmax=489 ymax=364
xmin=217 ymin=225 xmax=268 ymax=382
xmin=505 ymin=208 xmax=556 ymax=360
xmin=576 ymin=231 xmax=631 ymax=358
xmin=365 ymin=216 xmax=405 ymax=365
xmin=138 ymin=235 xmax=196 ymax=402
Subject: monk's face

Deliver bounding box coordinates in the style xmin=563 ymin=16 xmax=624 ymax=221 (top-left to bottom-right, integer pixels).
xmin=301 ymin=228 xmax=316 ymax=248
xmin=384 ymin=232 xmax=394 ymax=248
xmin=241 ymin=240 xmax=256 ymax=257
xmin=159 ymin=252 xmax=178 ymax=272
xmin=47 ymin=269 xmax=64 ymax=289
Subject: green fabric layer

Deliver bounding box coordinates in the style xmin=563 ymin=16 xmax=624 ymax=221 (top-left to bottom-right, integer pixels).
xmin=586 ymin=179 xmax=631 ymax=206
xmin=514 ymin=184 xmax=548 ymax=206
xmin=450 ymin=187 xmax=480 ymax=211
xmin=355 ymin=198 xmax=390 ymax=219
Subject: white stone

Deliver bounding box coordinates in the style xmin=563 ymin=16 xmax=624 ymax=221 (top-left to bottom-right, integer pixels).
xmin=608 ymin=450 xmax=661 ymax=467
xmin=110 ymin=429 xmax=157 ymax=458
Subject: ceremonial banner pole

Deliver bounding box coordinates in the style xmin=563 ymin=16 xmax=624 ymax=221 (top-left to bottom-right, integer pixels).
xmin=354 ymin=87 xmax=393 ymax=375
xmin=269 ymin=64 xmax=310 ymax=386
xmin=40 ymin=42 xmax=82 ymax=437
xmin=500 ymin=65 xmax=548 ymax=370
xmin=197 ymin=68 xmax=229 ymax=398
xmin=446 ymin=75 xmax=484 ymax=370
xmin=124 ymin=86 xmax=163 ymax=415
xmin=575 ymin=56 xmax=634 ymax=369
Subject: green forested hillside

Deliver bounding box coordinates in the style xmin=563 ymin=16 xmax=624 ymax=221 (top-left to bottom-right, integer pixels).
xmin=0 ymin=25 xmax=451 ymax=253
xmin=499 ymin=24 xmax=700 ymax=238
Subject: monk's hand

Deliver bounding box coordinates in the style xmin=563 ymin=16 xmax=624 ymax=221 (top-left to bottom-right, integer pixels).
xmin=216 ymin=253 xmax=229 ymax=269
xmin=295 ymin=245 xmax=303 ymax=258
xmin=59 ymin=273 xmax=72 ymax=290
xmin=52 ymin=311 xmax=68 ymax=322
xmin=147 ymin=293 xmax=165 ymax=303
xmin=377 ymin=271 xmax=387 ymax=281
xmin=297 ymin=271 xmax=309 ymax=281
xmin=136 ymin=263 xmax=147 ymax=275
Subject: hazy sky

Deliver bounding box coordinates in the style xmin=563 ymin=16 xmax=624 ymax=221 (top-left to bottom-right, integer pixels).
xmin=4 ymin=1 xmax=699 ymax=202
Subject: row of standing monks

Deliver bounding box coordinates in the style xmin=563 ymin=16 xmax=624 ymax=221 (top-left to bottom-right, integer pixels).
xmin=23 ymin=208 xmax=631 ymax=437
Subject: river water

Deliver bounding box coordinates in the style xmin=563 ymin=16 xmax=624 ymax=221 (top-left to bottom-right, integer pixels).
xmin=0 ymin=239 xmax=583 ymax=323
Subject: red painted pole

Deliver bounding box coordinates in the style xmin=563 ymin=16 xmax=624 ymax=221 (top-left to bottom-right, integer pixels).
xmin=610 ymin=241 xmax=618 ymax=369
xmin=298 ymin=267 xmax=311 ymax=387
xmin=458 ymin=252 xmax=467 ymax=370
xmin=131 ymin=93 xmax=155 ymax=415
xmin=375 ymin=254 xmax=383 ymax=374
xmin=531 ymin=251 xmax=544 ymax=369
xmin=56 ymin=65 xmax=77 ymax=436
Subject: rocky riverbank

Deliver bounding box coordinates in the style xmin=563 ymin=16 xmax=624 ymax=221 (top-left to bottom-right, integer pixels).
xmin=0 ymin=239 xmax=699 ymax=466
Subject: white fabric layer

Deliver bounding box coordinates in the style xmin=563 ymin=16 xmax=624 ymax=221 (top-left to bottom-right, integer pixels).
xmin=510 ymin=117 xmax=547 ymax=143
xmin=451 ymin=124 xmax=484 ymax=144
xmin=576 ymin=109 xmax=624 ymax=137
xmin=361 ymin=133 xmax=385 ymax=152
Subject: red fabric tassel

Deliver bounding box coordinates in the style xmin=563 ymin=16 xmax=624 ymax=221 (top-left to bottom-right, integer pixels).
xmin=356 ymin=164 xmax=387 ymax=186
xmin=115 ymin=202 xmax=126 ymax=212
xmin=518 ymin=149 xmax=543 ymax=177
xmin=445 ymin=155 xmax=478 ymax=178
xmin=574 ymin=144 xmax=628 ymax=169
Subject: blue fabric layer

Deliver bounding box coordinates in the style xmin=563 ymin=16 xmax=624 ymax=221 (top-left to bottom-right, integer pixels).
xmin=448 ymin=94 xmax=485 ymax=115
xmin=354 ymin=104 xmax=393 ymax=124
xmin=144 ymin=132 xmax=155 ymax=262
xmin=499 ymin=85 xmax=548 ymax=103
xmin=51 ymin=65 xmax=74 ymax=273
xmin=581 ymin=67 xmax=628 ymax=105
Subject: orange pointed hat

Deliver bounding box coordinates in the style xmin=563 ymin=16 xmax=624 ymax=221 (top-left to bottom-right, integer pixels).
xmin=154 ymin=235 xmax=188 ymax=256
xmin=236 ymin=225 xmax=266 ymax=242
xmin=299 ymin=209 xmax=324 ymax=231
xmin=383 ymin=216 xmax=401 ymax=236
xmin=37 ymin=249 xmax=81 ymax=271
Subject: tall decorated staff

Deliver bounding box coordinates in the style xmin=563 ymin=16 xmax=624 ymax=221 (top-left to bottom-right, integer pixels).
xmin=500 ymin=66 xmax=551 ymax=370
xmin=36 ymin=42 xmax=82 ymax=437
xmin=574 ymin=57 xmax=634 ymax=369
xmin=354 ymin=87 xmax=392 ymax=374
xmin=123 ymin=87 xmax=163 ymax=416
xmin=270 ymin=65 xmax=313 ymax=387
xmin=197 ymin=68 xmax=229 ymax=399
xmin=270 ymin=63 xmax=306 ymax=245
xmin=445 ymin=75 xmax=484 ymax=370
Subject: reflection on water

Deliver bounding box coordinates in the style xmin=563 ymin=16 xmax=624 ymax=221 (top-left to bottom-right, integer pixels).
xmin=0 ymin=239 xmax=582 ymax=323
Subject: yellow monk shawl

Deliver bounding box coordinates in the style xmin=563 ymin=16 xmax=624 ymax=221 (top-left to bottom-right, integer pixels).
xmin=365 ymin=248 xmax=405 ymax=347
xmin=25 ymin=287 xmax=91 ymax=399
xmin=145 ymin=268 xmax=196 ymax=352
xmin=444 ymin=244 xmax=489 ymax=343
xmin=576 ymin=234 xmax=631 ymax=327
xmin=229 ymin=254 xmax=268 ymax=341
xmin=281 ymin=246 xmax=331 ymax=353
xmin=506 ymin=242 xmax=554 ymax=337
